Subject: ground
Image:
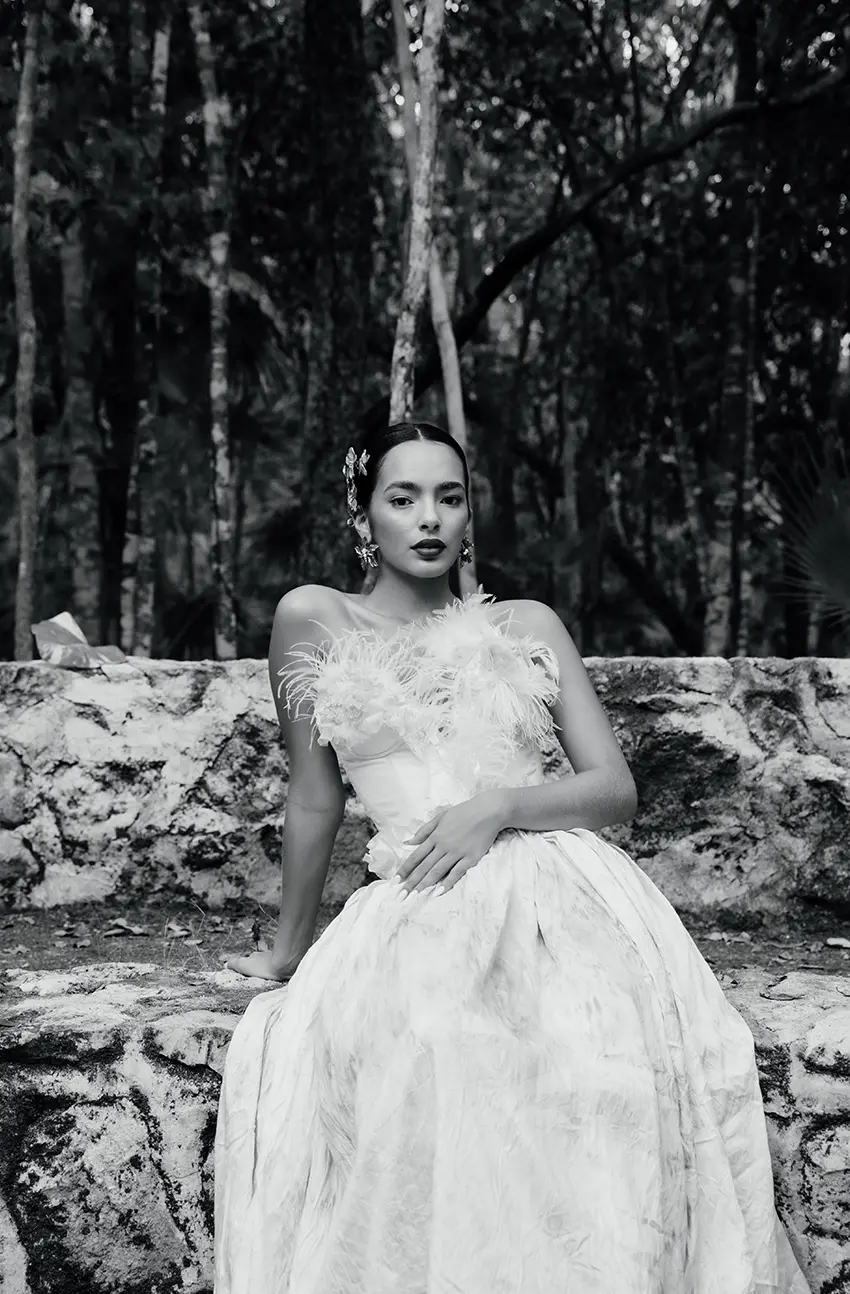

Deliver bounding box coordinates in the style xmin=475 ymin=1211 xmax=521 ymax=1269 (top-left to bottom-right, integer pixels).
xmin=1 ymin=893 xmax=849 ymax=979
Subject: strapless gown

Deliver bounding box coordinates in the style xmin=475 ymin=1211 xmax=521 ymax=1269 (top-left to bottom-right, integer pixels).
xmin=213 ymin=591 xmax=811 ymax=1293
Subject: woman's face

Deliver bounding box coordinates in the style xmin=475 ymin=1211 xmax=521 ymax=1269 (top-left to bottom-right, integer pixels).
xmin=363 ymin=440 xmax=469 ymax=575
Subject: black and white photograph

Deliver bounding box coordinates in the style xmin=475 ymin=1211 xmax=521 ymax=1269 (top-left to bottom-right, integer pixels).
xmin=0 ymin=1 xmax=848 ymax=1291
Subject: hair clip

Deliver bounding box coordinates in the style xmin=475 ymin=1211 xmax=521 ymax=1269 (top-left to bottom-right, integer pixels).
xmin=343 ymin=447 xmax=370 ymax=514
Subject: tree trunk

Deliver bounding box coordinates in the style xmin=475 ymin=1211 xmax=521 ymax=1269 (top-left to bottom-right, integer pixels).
xmin=703 ymin=0 xmax=759 ymax=656
xmin=659 ymin=255 xmax=709 ymax=605
xmin=12 ymin=0 xmax=42 ymax=662
xmin=558 ymin=389 xmax=583 ymax=646
xmin=389 ymin=0 xmax=475 ymax=591
xmin=731 ymin=138 xmax=763 ymax=656
xmin=388 ymin=0 xmax=446 ymax=422
xmin=61 ymin=215 xmax=102 ymax=642
xmin=298 ymin=0 xmax=374 ymax=589
xmin=98 ymin=3 xmax=143 ymax=647
xmin=186 ymin=0 xmax=237 ymax=659
xmin=122 ymin=9 xmax=172 ymax=656
xmin=430 ymin=253 xmax=478 ymax=595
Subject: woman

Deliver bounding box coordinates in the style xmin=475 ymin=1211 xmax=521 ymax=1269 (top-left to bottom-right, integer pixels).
xmin=214 ymin=421 xmax=810 ymax=1293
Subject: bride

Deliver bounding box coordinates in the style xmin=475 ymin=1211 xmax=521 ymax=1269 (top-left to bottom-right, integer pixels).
xmin=214 ymin=421 xmax=811 ymax=1292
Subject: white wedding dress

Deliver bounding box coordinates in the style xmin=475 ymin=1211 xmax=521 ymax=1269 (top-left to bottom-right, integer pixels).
xmin=214 ymin=591 xmax=810 ymax=1293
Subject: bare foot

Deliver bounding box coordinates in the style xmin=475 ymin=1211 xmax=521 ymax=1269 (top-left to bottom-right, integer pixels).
xmin=224 ymin=947 xmax=306 ymax=982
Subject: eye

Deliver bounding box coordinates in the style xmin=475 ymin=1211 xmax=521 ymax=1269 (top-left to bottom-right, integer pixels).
xmin=389 ymin=497 xmax=412 ymax=507
xmin=443 ymin=496 xmax=464 ymax=506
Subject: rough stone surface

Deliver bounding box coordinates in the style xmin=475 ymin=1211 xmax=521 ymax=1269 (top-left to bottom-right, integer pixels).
xmin=1 ymin=656 xmax=848 ymax=924
xmin=724 ymin=969 xmax=850 ymax=1293
xmin=0 ymin=963 xmax=847 ymax=1293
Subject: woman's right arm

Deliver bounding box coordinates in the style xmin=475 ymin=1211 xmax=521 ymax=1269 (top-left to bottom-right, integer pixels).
xmin=267 ymin=586 xmax=347 ymax=969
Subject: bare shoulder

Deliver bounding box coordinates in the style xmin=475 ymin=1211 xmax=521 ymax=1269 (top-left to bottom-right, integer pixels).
xmin=272 ymin=583 xmax=345 ymax=640
xmin=491 ymin=597 xmax=633 ymax=790
xmin=491 ymin=597 xmax=575 ymax=652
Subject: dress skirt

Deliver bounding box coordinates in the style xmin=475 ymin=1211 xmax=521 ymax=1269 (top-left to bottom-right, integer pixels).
xmin=213 ymin=827 xmax=811 ymax=1294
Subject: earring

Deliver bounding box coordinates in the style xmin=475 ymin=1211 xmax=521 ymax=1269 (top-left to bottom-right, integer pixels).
xmin=459 ymin=534 xmax=474 ymax=566
xmin=354 ymin=539 xmax=380 ymax=569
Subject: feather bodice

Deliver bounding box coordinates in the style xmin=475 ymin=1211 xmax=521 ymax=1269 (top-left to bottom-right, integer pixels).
xmin=278 ymin=590 xmax=559 ymax=766
xmin=276 ymin=590 xmax=562 ymax=876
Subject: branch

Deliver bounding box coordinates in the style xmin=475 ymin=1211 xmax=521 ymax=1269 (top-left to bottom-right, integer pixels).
xmin=362 ymin=60 xmax=847 ymax=432
xmin=564 ymin=0 xmax=630 ymax=131
xmin=623 ymin=0 xmax=644 ymax=147
xmin=660 ymin=0 xmax=725 ymax=130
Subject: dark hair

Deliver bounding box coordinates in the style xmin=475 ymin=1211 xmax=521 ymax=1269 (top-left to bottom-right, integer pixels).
xmin=348 ymin=421 xmax=471 ymax=516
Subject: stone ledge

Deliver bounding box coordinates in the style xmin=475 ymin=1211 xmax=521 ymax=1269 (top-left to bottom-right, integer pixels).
xmin=0 ymin=963 xmax=848 ymax=1293
xmin=1 ymin=656 xmax=849 ymax=924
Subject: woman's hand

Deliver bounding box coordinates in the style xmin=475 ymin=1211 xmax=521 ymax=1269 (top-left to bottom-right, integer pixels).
xmin=394 ymin=792 xmax=507 ymax=898
xmin=224 ymin=946 xmax=307 ymax=982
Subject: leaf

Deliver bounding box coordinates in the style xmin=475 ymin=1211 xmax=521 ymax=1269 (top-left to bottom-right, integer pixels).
xmin=165 ymin=921 xmax=192 ymax=938
xmin=103 ymin=917 xmax=148 ymax=937
xmin=826 ymin=936 xmax=850 ymax=949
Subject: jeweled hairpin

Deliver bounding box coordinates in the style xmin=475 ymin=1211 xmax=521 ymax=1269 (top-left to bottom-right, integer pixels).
xmin=343 ymin=446 xmax=370 ymax=516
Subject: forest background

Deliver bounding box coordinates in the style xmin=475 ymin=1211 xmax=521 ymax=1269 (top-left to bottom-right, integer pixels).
xmin=1 ymin=0 xmax=849 ymax=664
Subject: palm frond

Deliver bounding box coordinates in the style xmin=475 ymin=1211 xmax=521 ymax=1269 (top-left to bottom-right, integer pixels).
xmin=774 ymin=428 xmax=850 ymax=631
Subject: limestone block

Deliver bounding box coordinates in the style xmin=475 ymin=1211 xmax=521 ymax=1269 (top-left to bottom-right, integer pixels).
xmin=0 ymin=656 xmax=848 ymax=923
xmin=0 ymin=752 xmax=28 ymax=827
xmin=0 ymin=831 xmax=38 ymax=888
xmin=13 ymin=1099 xmax=187 ymax=1293
xmin=722 ymin=969 xmax=850 ymax=1292
xmin=0 ymin=964 xmax=254 ymax=1294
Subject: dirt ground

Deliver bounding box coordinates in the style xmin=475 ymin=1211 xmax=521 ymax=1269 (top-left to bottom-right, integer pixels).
xmin=1 ymin=892 xmax=849 ymax=980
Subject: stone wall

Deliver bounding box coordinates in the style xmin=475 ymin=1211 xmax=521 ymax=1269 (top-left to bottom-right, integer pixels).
xmin=0 ymin=963 xmax=847 ymax=1294
xmin=0 ymin=655 xmax=848 ymax=924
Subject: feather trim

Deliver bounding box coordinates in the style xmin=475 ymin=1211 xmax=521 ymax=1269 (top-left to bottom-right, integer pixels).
xmin=274 ymin=591 xmax=560 ymax=773
xmin=414 ymin=596 xmax=560 ymax=784
xmin=276 ymin=617 xmax=421 ymax=750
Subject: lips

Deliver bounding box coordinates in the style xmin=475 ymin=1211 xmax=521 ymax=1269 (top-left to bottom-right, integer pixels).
xmin=412 ymin=542 xmax=446 ymax=553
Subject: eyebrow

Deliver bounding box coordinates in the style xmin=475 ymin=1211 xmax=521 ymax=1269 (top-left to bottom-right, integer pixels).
xmin=382 ymin=480 xmax=465 ymax=492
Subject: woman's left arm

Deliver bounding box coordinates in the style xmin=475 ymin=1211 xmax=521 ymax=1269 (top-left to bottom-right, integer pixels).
xmin=490 ymin=599 xmax=638 ymax=834
xmin=395 ymin=602 xmax=638 ymax=897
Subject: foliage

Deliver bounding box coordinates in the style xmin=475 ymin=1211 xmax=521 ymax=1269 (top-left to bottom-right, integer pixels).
xmin=1 ymin=0 xmax=848 ymax=658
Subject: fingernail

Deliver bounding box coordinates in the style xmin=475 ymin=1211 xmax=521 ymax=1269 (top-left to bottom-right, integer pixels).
xmin=389 ymin=875 xmax=402 ymax=887
xmin=399 ymin=888 xmax=413 ymax=902
xmin=433 ymin=885 xmax=445 ymax=897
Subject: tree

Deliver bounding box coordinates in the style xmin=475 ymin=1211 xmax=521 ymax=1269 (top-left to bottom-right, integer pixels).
xmin=389 ymin=0 xmax=477 ymax=592
xmin=12 ymin=0 xmax=42 ymax=662
xmin=186 ymin=0 xmax=237 ymax=658
xmin=297 ymin=0 xmax=375 ymax=588
xmin=387 ymin=0 xmax=445 ymax=423
xmin=1 ymin=0 xmax=847 ymax=662
xmin=121 ymin=6 xmax=172 ymax=656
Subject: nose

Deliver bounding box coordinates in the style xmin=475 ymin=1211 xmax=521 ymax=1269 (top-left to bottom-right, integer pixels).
xmin=418 ymin=495 xmax=440 ymax=529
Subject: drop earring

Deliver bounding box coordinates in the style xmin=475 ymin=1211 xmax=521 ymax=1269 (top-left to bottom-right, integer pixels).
xmin=459 ymin=534 xmax=474 ymax=566
xmin=354 ymin=537 xmax=380 ymax=570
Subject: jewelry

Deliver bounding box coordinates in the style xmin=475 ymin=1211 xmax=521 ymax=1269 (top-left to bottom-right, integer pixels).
xmin=459 ymin=533 xmax=474 ymax=566
xmin=354 ymin=539 xmax=379 ymax=569
xmin=343 ymin=446 xmax=370 ymax=517
xmin=343 ymin=446 xmax=377 ymax=567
